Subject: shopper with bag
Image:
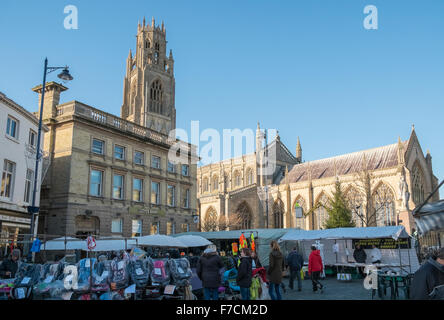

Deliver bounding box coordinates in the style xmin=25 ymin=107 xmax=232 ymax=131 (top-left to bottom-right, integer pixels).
xmin=267 ymin=240 xmax=284 ymax=300
xmin=196 ymin=245 xmax=224 ymax=300
xmin=286 ymin=247 xmax=304 ymax=291
xmin=308 ymin=246 xmax=324 ymax=293
xmin=237 ymin=248 xmax=253 ymax=300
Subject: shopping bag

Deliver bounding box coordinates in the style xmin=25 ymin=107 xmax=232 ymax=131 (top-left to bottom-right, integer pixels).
xmin=300 ymin=269 xmax=304 ymax=281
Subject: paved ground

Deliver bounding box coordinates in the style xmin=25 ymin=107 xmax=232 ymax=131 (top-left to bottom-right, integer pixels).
xmin=281 ymin=277 xmax=373 ymax=300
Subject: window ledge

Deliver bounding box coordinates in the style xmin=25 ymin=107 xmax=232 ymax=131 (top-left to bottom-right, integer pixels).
xmin=5 ymin=135 xmax=20 ymax=144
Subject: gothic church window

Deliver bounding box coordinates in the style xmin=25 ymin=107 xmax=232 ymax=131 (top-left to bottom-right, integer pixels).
xmin=273 ymin=199 xmax=285 ymax=229
xmin=234 ymin=170 xmax=241 ymax=187
xmin=345 ymin=187 xmax=365 ymax=227
xmin=212 ymin=175 xmax=219 ymax=191
xmin=236 ymin=202 xmax=252 ymax=230
xmin=150 ymin=80 xmax=163 ymax=114
xmin=203 ymin=177 xmax=209 ymax=193
xmin=314 ymin=193 xmax=329 ymax=230
xmin=412 ymin=162 xmax=425 ymax=205
xmin=294 ymin=197 xmax=306 ymax=230
xmin=246 ymin=168 xmax=254 ymax=185
xmin=373 ymin=183 xmax=396 ymax=227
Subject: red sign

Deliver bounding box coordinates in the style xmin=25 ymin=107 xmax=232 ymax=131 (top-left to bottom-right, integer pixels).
xmin=86 ymin=236 xmax=96 ymax=250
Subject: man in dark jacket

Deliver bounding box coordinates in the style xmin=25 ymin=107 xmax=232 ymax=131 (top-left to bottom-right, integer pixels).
xmin=196 ymin=245 xmax=224 ymax=300
xmin=286 ymin=247 xmax=304 ymax=291
xmin=353 ymin=244 xmax=367 ymax=278
xmin=0 ymin=249 xmax=21 ymax=279
xmin=237 ymin=248 xmax=253 ymax=300
xmin=410 ymin=247 xmax=444 ymax=300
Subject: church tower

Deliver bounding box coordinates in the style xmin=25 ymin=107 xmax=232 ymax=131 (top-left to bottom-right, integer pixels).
xmin=121 ymin=18 xmax=176 ymax=134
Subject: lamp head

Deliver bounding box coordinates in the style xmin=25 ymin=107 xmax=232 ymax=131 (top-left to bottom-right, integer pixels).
xmin=57 ymin=67 xmax=73 ymax=81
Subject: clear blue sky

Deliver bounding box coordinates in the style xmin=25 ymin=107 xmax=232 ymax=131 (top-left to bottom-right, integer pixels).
xmin=1 ymin=0 xmax=443 ymax=195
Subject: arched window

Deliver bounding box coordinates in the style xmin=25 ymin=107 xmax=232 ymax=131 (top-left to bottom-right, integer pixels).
xmin=314 ymin=193 xmax=329 ymax=230
xmin=202 ymin=177 xmax=209 ymax=193
xmin=273 ymin=199 xmax=285 ymax=229
xmin=150 ymin=80 xmax=163 ymax=114
xmin=236 ymin=202 xmax=252 ymax=230
xmin=224 ymin=173 xmax=230 ymax=190
xmin=145 ymin=40 xmax=150 ymax=49
xmin=212 ymin=175 xmax=219 ymax=191
xmin=246 ymin=168 xmax=254 ymax=185
xmin=345 ymin=187 xmax=364 ymax=227
xmin=373 ymin=183 xmax=396 ymax=227
xmin=294 ymin=197 xmax=306 ymax=230
xmin=234 ymin=170 xmax=241 ymax=187
xmin=412 ymin=162 xmax=425 ymax=205
xmin=202 ymin=207 xmax=218 ymax=232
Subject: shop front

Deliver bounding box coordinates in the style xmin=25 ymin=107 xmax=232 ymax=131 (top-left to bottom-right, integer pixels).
xmin=0 ymin=213 xmax=31 ymax=259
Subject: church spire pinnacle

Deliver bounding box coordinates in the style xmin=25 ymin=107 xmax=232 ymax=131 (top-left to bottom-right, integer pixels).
xmin=143 ymin=16 xmax=146 ymax=27
xmin=296 ymin=136 xmax=302 ymax=163
xmin=151 ymin=17 xmax=155 ymax=27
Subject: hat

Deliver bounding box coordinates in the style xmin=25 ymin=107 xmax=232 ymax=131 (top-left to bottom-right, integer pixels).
xmin=204 ymin=244 xmax=217 ymax=254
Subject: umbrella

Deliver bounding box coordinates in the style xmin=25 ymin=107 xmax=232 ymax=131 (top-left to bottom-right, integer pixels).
xmin=136 ymin=234 xmax=187 ymax=248
xmin=175 ymin=235 xmax=213 ymax=247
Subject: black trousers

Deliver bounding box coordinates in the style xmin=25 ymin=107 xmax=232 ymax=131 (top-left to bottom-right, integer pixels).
xmin=289 ymin=269 xmax=302 ymax=290
xmin=311 ymin=271 xmax=323 ymax=291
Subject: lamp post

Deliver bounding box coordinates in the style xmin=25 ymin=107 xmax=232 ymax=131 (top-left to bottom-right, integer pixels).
xmin=27 ymin=58 xmax=73 ymax=261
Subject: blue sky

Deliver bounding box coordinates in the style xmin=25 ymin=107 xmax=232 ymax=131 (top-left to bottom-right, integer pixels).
xmin=1 ymin=0 xmax=443 ymax=195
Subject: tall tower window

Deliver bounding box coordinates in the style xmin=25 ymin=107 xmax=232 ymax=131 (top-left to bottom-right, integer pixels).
xmin=150 ymin=80 xmax=163 ymax=114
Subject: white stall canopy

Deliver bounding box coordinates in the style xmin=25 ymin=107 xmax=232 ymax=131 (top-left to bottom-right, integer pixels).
xmin=40 ymin=237 xmax=85 ymax=251
xmin=82 ymin=239 xmax=137 ymax=252
xmin=279 ymin=226 xmax=410 ymax=242
xmin=174 ymin=235 xmax=213 ymax=247
xmin=136 ymin=234 xmax=187 ymax=248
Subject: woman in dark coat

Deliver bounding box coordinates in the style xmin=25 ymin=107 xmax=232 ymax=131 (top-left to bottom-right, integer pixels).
xmin=237 ymin=248 xmax=253 ymax=300
xmin=267 ymin=241 xmax=284 ymax=300
xmin=196 ymin=245 xmax=224 ymax=300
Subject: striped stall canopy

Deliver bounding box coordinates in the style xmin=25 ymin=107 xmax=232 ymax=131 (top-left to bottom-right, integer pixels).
xmin=413 ymin=200 xmax=444 ymax=235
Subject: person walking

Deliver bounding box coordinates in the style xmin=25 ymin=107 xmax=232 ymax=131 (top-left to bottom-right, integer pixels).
xmin=353 ymin=244 xmax=367 ymax=277
xmin=286 ymin=247 xmax=304 ymax=291
xmin=196 ymin=245 xmax=224 ymax=300
xmin=237 ymin=248 xmax=253 ymax=300
xmin=308 ymin=246 xmax=324 ymax=293
xmin=370 ymin=245 xmax=382 ymax=264
xmin=267 ymin=240 xmax=284 ymax=300
xmin=410 ymin=247 xmax=444 ymax=300
xmin=0 ymin=249 xmax=21 ymax=279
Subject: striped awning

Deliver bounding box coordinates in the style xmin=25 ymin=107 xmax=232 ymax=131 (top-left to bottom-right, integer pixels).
xmin=413 ymin=200 xmax=444 ymax=235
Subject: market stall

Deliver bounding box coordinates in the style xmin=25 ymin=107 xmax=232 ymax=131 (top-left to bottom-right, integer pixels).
xmin=175 ymin=228 xmax=301 ymax=266
xmin=278 ymin=226 xmax=420 ymax=275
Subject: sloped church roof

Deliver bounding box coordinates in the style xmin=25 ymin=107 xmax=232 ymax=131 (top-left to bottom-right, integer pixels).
xmin=285 ymin=140 xmax=408 ymax=184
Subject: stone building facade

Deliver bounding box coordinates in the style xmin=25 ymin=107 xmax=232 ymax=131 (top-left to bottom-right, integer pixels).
xmin=198 ymin=125 xmax=439 ymax=234
xmin=35 ymin=21 xmax=198 ymax=239
xmin=197 ymin=123 xmax=300 ymax=230
xmin=0 ymin=92 xmax=48 ymax=254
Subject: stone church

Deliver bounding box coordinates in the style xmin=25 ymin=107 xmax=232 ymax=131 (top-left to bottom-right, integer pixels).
xmin=197 ymin=124 xmax=439 ymax=234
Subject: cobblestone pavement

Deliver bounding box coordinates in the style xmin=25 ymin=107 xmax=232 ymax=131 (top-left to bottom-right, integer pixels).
xmin=281 ymin=277 xmax=373 ymax=300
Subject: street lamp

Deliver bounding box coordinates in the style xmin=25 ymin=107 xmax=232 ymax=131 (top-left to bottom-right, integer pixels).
xmin=27 ymin=58 xmax=73 ymax=261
